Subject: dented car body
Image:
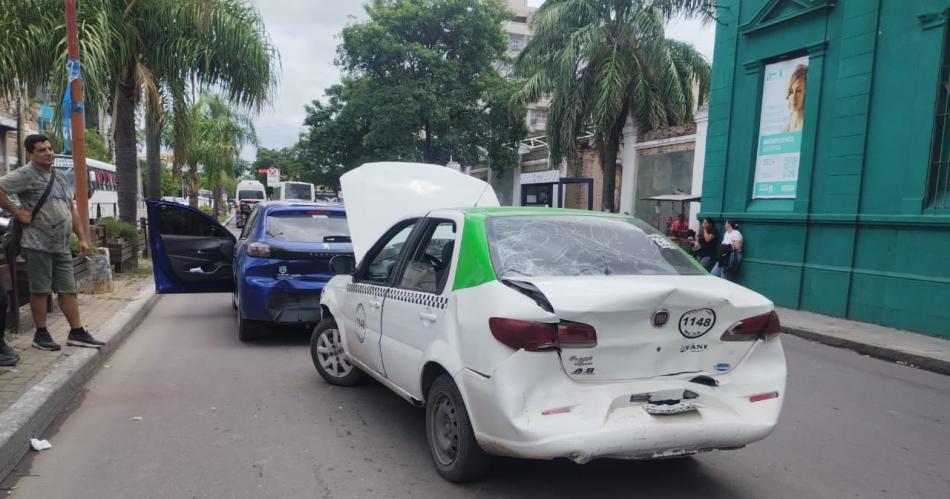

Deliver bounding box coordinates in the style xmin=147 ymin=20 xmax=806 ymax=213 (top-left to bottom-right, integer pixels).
xmin=313 ymin=162 xmax=787 ymax=482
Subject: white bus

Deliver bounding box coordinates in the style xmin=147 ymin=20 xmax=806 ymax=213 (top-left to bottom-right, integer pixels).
xmin=53 ymin=155 xmax=119 ymax=220
xmin=271 ymin=181 xmax=315 ymax=202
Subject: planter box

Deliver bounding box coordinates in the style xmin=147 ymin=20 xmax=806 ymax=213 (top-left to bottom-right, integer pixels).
xmin=106 ymin=239 xmax=134 ymax=273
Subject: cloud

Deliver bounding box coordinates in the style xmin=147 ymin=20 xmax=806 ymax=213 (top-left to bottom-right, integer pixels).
xmin=243 ymin=0 xmax=367 ymax=160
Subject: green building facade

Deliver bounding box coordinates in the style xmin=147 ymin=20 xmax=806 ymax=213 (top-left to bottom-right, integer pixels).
xmin=701 ymin=0 xmax=950 ymax=338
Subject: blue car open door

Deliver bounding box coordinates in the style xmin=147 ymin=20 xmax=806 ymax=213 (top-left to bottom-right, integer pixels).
xmin=146 ymin=200 xmax=236 ymax=293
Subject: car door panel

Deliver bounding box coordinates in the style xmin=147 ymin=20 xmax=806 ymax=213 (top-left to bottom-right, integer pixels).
xmin=161 ymin=235 xmax=236 ymax=283
xmin=147 ymin=200 xmax=236 ymax=293
xmin=380 ymin=218 xmax=457 ymax=395
xmin=343 ymin=219 xmax=422 ymax=376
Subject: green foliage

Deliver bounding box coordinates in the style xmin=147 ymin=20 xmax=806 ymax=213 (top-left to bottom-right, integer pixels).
xmin=69 ymin=233 xmax=99 ymax=256
xmin=514 ymin=0 xmax=712 ymax=209
xmin=165 ymin=94 xmax=257 ymax=207
xmin=98 ymin=217 xmax=138 ymax=242
xmin=84 ymin=129 xmax=112 ymax=162
xmin=296 ymin=0 xmax=527 ymax=189
xmin=161 ymin=165 xmax=179 ymax=197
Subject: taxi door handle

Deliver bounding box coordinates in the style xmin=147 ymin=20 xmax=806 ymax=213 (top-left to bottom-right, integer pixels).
xmin=419 ymin=312 xmax=438 ymax=322
xmin=369 ymin=300 xmax=382 ymax=310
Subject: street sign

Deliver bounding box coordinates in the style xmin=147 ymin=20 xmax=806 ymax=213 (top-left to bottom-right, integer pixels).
xmin=266 ymin=167 xmax=279 ymax=187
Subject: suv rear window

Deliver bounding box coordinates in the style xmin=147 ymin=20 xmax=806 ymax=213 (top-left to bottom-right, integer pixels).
xmin=265 ymin=212 xmax=349 ymax=243
xmin=486 ymin=215 xmax=703 ymax=278
xmin=238 ymin=190 xmax=264 ymax=200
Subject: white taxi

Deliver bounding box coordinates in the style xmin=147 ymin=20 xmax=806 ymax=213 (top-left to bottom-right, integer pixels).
xmin=312 ymin=162 xmax=787 ymax=482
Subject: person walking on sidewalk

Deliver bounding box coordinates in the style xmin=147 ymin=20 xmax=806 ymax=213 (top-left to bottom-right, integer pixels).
xmin=0 ymin=135 xmax=104 ymax=351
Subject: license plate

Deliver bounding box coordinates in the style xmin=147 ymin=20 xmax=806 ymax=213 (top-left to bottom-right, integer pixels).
xmin=644 ymin=401 xmax=697 ymax=416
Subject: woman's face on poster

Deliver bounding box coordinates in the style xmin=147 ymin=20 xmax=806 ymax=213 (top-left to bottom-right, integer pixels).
xmin=788 ymin=77 xmax=805 ymax=113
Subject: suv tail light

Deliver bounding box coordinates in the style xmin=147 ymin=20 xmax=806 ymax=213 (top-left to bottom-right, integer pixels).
xmin=247 ymin=242 xmax=271 ymax=258
xmin=488 ymin=318 xmax=597 ymax=352
xmin=721 ymin=311 xmax=782 ymax=342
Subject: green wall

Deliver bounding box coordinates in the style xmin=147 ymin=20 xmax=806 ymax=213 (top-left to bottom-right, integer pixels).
xmin=701 ymin=0 xmax=950 ymax=338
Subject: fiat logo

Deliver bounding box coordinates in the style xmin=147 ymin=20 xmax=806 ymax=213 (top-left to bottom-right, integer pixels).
xmin=652 ymin=309 xmax=669 ymax=327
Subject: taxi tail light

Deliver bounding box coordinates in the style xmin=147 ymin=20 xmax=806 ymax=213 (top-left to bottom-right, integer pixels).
xmin=721 ymin=311 xmax=782 ymax=342
xmin=488 ymin=318 xmax=596 ymax=352
xmin=247 ymin=242 xmax=271 ymax=258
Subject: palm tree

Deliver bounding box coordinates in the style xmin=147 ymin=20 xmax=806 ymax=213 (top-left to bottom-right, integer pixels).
xmin=515 ymin=0 xmax=712 ymax=211
xmin=2 ymin=0 xmax=277 ymax=224
xmin=166 ymin=94 xmax=257 ymax=215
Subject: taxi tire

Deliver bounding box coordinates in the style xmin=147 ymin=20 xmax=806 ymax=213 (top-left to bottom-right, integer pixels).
xmin=425 ymin=375 xmax=491 ymax=482
xmin=311 ymin=318 xmax=363 ymax=386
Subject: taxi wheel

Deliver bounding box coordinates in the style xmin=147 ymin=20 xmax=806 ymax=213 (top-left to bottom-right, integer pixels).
xmin=311 ymin=318 xmax=363 ymax=386
xmin=425 ymin=375 xmax=491 ymax=482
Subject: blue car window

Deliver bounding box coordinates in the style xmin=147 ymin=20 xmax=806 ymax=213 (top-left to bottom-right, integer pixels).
xmin=264 ymin=212 xmax=349 ymax=243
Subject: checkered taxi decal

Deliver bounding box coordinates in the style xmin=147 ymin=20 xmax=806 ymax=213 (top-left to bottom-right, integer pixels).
xmin=388 ymin=289 xmax=448 ymax=309
xmin=346 ymin=283 xmax=388 ymax=297
xmin=347 ymin=283 xmax=448 ymax=310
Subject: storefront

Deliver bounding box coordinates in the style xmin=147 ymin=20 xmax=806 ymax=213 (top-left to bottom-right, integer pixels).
xmin=700 ymin=0 xmax=950 ymax=338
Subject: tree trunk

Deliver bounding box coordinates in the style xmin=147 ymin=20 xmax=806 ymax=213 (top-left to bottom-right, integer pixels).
xmin=145 ymin=115 xmax=163 ymax=200
xmin=600 ymin=125 xmax=623 ymax=212
xmin=114 ymin=79 xmax=140 ymax=225
xmin=15 ymin=82 xmax=24 ymax=167
xmin=188 ymin=165 xmax=199 ymax=208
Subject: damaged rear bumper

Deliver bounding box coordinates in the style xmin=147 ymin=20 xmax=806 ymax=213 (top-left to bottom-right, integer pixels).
xmin=240 ymin=275 xmax=326 ymax=324
xmin=456 ymin=338 xmax=786 ymax=463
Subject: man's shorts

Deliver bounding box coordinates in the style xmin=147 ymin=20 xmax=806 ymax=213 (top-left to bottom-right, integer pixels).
xmin=22 ymin=248 xmax=77 ymax=294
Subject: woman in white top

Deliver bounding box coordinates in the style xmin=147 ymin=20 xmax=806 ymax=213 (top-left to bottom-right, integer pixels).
xmin=712 ymin=220 xmax=743 ymax=282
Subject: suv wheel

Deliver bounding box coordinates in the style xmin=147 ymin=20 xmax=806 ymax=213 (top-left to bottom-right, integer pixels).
xmin=425 ymin=375 xmax=491 ymax=482
xmin=311 ymin=318 xmax=363 ymax=386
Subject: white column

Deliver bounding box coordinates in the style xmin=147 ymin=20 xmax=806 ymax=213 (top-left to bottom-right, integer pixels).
xmin=619 ymin=117 xmax=638 ymax=215
xmin=689 ymin=105 xmax=709 ymax=231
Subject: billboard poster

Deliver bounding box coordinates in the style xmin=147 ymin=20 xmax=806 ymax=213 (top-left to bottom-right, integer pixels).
xmin=752 ymin=55 xmax=808 ymax=199
xmin=266 ymin=167 xmax=280 ymax=187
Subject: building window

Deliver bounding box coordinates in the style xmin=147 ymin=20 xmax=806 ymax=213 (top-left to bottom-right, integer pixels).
xmin=927 ymin=23 xmax=950 ymax=209
xmin=512 ymin=16 xmax=528 ymax=23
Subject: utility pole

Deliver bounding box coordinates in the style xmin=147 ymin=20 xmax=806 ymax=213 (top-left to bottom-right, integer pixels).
xmin=65 ymin=0 xmax=90 ymax=238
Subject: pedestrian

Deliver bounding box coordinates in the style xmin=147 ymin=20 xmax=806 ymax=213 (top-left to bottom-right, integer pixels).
xmin=670 ymin=213 xmax=688 ymax=237
xmin=693 ymin=217 xmax=719 ymax=272
xmin=663 ymin=216 xmax=674 ymax=235
xmin=711 ymin=219 xmax=743 ymax=282
xmin=0 ymin=135 xmax=104 ymax=351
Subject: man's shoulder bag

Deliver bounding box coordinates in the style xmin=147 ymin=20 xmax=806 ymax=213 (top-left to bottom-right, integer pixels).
xmin=1 ymin=171 xmax=57 ymax=258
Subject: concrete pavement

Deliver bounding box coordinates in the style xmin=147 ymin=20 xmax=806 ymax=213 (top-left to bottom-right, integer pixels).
xmin=2 ymin=292 xmax=948 ymax=499
xmin=778 ymin=307 xmax=950 ymax=376
xmin=0 ymin=267 xmax=158 ymax=482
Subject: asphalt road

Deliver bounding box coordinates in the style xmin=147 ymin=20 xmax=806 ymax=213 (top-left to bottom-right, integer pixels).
xmin=3 ymin=291 xmax=949 ymax=499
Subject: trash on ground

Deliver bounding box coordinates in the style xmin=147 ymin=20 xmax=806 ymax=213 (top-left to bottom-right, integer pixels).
xmin=30 ymin=438 xmax=52 ymax=451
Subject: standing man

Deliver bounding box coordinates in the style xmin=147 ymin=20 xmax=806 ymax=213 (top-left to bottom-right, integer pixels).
xmin=0 ymin=135 xmax=104 ymax=351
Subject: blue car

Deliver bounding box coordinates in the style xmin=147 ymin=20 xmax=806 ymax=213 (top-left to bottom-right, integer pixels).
xmin=146 ymin=200 xmax=355 ymax=341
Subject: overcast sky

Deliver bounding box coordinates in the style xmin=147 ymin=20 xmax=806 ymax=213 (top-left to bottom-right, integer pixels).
xmin=243 ymin=0 xmax=715 ymax=161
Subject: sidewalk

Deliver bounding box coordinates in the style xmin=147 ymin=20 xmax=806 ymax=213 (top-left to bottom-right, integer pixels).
xmin=778 ymin=307 xmax=950 ymax=375
xmin=0 ymin=261 xmax=159 ymax=481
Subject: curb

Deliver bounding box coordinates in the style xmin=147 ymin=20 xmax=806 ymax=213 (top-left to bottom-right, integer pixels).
xmin=0 ymin=286 xmax=161 ymax=480
xmin=782 ymin=326 xmax=950 ymax=376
